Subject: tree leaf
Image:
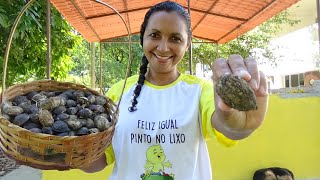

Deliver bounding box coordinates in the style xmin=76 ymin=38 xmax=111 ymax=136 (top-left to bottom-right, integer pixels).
xmin=0 ymin=14 xmax=8 ymax=28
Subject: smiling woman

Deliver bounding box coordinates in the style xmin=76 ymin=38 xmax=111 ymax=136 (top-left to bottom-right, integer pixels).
xmin=40 ymin=1 xmax=269 ymax=180
xmin=142 ymin=11 xmax=189 ymax=77
xmin=128 ymin=2 xmax=192 ymax=112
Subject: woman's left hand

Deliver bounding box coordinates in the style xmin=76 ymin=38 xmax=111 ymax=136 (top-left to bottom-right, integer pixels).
xmin=211 ymin=54 xmax=269 ymax=140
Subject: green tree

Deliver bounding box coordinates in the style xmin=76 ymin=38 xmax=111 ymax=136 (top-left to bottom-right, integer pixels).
xmin=70 ymin=10 xmax=299 ymax=88
xmin=308 ymin=24 xmax=320 ymax=68
xmin=69 ymin=35 xmax=142 ymax=91
xmin=179 ymin=10 xmax=300 ymax=71
xmin=0 ymin=0 xmax=79 ymax=87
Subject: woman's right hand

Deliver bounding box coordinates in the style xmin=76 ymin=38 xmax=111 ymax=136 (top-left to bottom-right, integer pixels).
xmin=211 ymin=55 xmax=269 ymax=140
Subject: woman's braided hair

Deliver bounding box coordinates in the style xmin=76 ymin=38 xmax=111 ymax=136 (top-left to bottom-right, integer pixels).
xmin=128 ymin=1 xmax=192 ymax=112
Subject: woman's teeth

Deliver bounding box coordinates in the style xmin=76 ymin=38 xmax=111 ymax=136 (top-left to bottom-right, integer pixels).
xmin=155 ymin=54 xmax=170 ymax=60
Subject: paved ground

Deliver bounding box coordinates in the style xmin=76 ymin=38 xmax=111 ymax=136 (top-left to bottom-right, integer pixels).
xmin=0 ymin=166 xmax=41 ymax=180
xmin=0 ymin=151 xmax=19 ymax=177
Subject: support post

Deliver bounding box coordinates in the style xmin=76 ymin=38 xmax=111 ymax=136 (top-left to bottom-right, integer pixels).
xmin=317 ymin=0 xmax=320 ymax=51
xmin=90 ymin=42 xmax=96 ymax=88
xmin=99 ymin=43 xmax=102 ymax=94
xmin=46 ymin=0 xmax=51 ymax=79
xmin=188 ymin=0 xmax=192 ymax=75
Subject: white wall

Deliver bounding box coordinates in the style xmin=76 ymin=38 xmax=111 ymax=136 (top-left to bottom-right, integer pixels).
xmin=259 ymin=24 xmax=319 ymax=89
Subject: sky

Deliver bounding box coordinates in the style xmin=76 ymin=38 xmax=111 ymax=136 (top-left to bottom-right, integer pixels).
xmin=259 ymin=23 xmax=319 ymax=76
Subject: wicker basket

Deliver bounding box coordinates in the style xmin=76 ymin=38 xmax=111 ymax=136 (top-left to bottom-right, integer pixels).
xmin=0 ymin=0 xmax=132 ymax=169
xmin=0 ymin=80 xmax=118 ymax=168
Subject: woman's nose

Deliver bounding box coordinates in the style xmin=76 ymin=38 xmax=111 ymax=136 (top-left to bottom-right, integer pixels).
xmin=157 ymin=39 xmax=169 ymax=52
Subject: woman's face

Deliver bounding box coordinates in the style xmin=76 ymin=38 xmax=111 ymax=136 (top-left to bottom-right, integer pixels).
xmin=143 ymin=11 xmax=189 ymax=74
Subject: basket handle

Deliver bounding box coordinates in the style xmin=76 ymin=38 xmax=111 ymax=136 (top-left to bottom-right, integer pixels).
xmin=1 ymin=0 xmax=37 ymax=103
xmin=1 ymin=0 xmax=132 ymax=117
xmin=93 ymin=0 xmax=133 ymax=115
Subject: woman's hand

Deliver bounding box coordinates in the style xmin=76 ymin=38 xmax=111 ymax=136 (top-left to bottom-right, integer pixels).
xmin=211 ymin=54 xmax=269 ymax=140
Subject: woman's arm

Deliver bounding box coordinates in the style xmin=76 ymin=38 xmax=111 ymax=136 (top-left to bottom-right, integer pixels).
xmin=211 ymin=55 xmax=269 ymax=140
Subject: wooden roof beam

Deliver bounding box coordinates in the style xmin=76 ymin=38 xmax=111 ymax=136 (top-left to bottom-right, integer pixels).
xmin=86 ymin=5 xmax=153 ymax=20
xmin=217 ymin=0 xmax=278 ymax=42
xmin=191 ymin=0 xmax=221 ymax=32
xmin=86 ymin=4 xmax=247 ymax=22
xmin=187 ymin=7 xmax=247 ymax=21
xmin=70 ymin=0 xmax=101 ymax=41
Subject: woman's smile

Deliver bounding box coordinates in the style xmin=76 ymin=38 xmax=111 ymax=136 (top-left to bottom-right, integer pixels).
xmin=143 ymin=11 xmax=189 ymax=76
xmin=153 ymin=53 xmax=173 ymax=63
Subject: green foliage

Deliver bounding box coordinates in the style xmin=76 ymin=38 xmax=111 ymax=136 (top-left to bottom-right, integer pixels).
xmin=0 ymin=0 xmax=299 ymax=91
xmin=71 ymin=10 xmax=299 ymax=85
xmin=181 ymin=10 xmax=300 ymax=70
xmin=69 ymin=35 xmax=142 ymax=90
xmin=0 ymin=0 xmax=79 ymax=87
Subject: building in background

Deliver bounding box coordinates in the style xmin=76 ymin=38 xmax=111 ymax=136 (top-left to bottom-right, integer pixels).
xmin=260 ymin=23 xmax=320 ymax=89
xmin=260 ymin=0 xmax=319 ymax=89
xmin=195 ymin=0 xmax=320 ymax=90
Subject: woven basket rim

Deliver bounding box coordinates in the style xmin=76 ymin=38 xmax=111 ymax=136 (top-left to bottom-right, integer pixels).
xmin=2 ymin=79 xmax=108 ymax=99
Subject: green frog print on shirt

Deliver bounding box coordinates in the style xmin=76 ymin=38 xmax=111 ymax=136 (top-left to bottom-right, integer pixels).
xmin=140 ymin=145 xmax=175 ymax=180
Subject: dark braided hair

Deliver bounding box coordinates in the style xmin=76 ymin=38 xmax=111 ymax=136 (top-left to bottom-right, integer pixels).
xmin=128 ymin=1 xmax=192 ymax=112
xmin=128 ymin=55 xmax=148 ymax=112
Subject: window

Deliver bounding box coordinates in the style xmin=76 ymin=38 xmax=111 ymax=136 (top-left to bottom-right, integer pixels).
xmin=285 ymin=75 xmax=290 ymax=88
xmin=269 ymin=76 xmax=274 ymax=84
xmin=291 ymin=74 xmax=299 ymax=87
xmin=299 ymin=73 xmax=304 ymax=86
xmin=284 ymin=73 xmax=304 ymax=88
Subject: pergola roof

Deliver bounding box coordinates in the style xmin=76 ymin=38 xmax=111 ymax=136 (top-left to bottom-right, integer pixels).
xmin=50 ymin=0 xmax=299 ymax=44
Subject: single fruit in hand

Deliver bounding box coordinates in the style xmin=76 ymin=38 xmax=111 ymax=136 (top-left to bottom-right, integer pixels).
xmin=215 ymin=74 xmax=257 ymax=111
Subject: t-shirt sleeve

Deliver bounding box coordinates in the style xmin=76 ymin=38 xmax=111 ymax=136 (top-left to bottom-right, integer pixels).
xmin=199 ymin=80 xmax=237 ymax=147
xmin=105 ymin=145 xmax=115 ymax=165
xmin=106 ymin=81 xmax=125 ymax=103
xmin=106 ymin=75 xmax=138 ymax=103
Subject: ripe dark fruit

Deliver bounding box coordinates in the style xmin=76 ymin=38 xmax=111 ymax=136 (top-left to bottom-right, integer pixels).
xmin=215 ymin=74 xmax=257 ymax=111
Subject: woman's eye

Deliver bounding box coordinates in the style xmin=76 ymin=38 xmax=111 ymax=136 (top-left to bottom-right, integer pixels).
xmin=149 ymin=33 xmax=158 ymax=38
xmin=171 ymin=36 xmax=181 ymax=42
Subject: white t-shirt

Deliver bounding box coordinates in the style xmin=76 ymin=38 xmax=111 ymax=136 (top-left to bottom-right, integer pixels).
xmin=106 ymin=74 xmax=235 ymax=180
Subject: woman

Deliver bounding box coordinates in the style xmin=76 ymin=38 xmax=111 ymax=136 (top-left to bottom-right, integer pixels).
xmin=81 ymin=1 xmax=268 ymax=179
xmin=35 ymin=1 xmax=268 ymax=179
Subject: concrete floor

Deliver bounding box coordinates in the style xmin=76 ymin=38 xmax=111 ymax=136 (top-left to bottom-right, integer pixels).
xmin=0 ymin=166 xmax=41 ymax=180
